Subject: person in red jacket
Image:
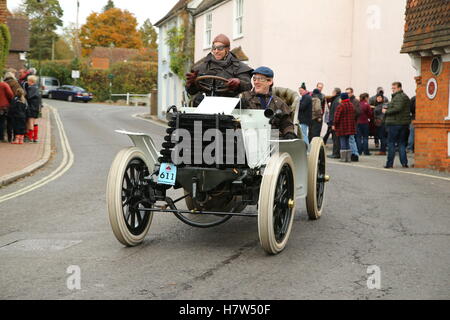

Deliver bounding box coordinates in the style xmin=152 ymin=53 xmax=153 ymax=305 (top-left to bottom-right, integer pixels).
xmin=356 ymin=93 xmax=373 ymax=155
xmin=333 ymin=92 xmax=356 ymax=162
xmin=0 ymin=80 xmax=14 ymax=142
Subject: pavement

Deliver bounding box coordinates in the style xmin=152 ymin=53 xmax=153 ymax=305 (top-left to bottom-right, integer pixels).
xmin=0 ymin=105 xmax=52 ymax=187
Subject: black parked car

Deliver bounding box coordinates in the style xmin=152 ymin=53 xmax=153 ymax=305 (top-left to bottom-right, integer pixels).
xmin=48 ymin=86 xmax=93 ymax=103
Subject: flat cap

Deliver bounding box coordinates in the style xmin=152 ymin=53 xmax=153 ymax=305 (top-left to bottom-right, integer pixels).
xmin=252 ymin=66 xmax=274 ymax=78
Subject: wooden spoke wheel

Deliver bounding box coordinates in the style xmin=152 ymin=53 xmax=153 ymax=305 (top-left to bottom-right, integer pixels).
xmin=107 ymin=147 xmax=153 ymax=246
xmin=306 ymin=138 xmax=327 ymax=220
xmin=258 ymin=153 xmax=296 ymax=255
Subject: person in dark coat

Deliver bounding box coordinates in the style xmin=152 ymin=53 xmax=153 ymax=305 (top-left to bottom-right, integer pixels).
xmin=4 ymin=72 xmax=22 ymax=142
xmin=25 ymin=75 xmax=41 ymax=143
xmin=382 ymin=82 xmax=411 ymax=169
xmin=298 ymin=82 xmax=312 ymax=146
xmin=240 ymin=66 xmax=296 ymax=138
xmin=373 ymin=93 xmax=388 ymax=155
xmin=327 ymin=88 xmax=342 ymax=158
xmin=369 ymin=87 xmax=389 ymax=148
xmin=185 ymin=34 xmax=253 ymax=107
xmin=9 ymin=88 xmax=27 ymax=144
xmin=333 ymin=93 xmax=356 ymax=162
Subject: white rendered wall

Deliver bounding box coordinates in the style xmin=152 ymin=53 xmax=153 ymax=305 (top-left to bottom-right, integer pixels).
xmin=193 ymin=0 xmax=415 ymax=98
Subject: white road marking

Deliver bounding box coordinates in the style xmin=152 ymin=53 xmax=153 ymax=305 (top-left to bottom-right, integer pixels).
xmin=0 ymin=106 xmax=75 ymax=204
xmin=329 ymin=161 xmax=450 ymax=182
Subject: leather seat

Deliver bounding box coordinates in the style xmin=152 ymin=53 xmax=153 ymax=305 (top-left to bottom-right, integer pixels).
xmin=272 ymin=87 xmax=302 ymax=138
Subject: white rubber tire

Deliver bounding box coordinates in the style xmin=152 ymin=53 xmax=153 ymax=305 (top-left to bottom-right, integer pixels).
xmin=306 ymin=138 xmax=326 ymax=220
xmin=106 ymin=147 xmax=153 ymax=246
xmin=258 ymin=153 xmax=296 ymax=255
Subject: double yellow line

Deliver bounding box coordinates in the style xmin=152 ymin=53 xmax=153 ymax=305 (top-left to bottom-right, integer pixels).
xmin=0 ymin=106 xmax=74 ymax=204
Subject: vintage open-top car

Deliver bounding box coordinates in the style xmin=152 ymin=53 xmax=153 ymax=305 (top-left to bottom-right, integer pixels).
xmin=106 ymin=75 xmax=330 ymax=255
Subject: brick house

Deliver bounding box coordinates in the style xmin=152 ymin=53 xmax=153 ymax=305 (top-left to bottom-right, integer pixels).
xmin=0 ymin=0 xmax=7 ymax=23
xmin=6 ymin=15 xmax=30 ymax=71
xmin=401 ymin=0 xmax=450 ymax=172
xmin=89 ymin=47 xmax=140 ymax=70
xmin=0 ymin=0 xmax=30 ymax=72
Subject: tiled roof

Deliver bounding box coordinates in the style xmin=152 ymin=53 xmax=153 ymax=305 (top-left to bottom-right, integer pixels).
xmin=155 ymin=0 xmax=189 ymax=26
xmin=6 ymin=16 xmax=30 ymax=52
xmin=193 ymin=0 xmax=227 ymax=16
xmin=90 ymin=47 xmax=139 ymax=64
xmin=401 ymin=0 xmax=450 ymax=54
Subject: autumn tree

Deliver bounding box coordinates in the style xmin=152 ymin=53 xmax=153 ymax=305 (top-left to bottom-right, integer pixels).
xmin=79 ymin=8 xmax=143 ymax=56
xmin=21 ymin=0 xmax=63 ymax=60
xmin=54 ymin=38 xmax=74 ymax=60
xmin=103 ymin=0 xmax=115 ymax=12
xmin=139 ymin=19 xmax=157 ymax=50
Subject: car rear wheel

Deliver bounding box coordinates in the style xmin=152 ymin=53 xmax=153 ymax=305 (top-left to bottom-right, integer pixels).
xmin=48 ymin=93 xmax=53 ymax=99
xmin=67 ymin=95 xmax=73 ymax=102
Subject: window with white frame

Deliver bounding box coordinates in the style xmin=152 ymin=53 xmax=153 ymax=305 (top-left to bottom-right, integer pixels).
xmin=234 ymin=0 xmax=244 ymax=39
xmin=204 ymin=12 xmax=212 ymax=49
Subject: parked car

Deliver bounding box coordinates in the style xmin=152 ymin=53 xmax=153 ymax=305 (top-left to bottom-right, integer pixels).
xmin=48 ymin=86 xmax=93 ymax=103
xmin=40 ymin=76 xmax=60 ymax=97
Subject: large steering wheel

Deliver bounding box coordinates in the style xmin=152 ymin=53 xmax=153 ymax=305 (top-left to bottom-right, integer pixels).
xmin=195 ymin=75 xmax=230 ymax=95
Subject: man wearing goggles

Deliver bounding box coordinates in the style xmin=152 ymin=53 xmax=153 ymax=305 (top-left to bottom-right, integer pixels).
xmin=185 ymin=34 xmax=253 ymax=105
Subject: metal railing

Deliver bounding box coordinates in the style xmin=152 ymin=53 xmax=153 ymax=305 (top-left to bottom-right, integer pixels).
xmin=110 ymin=93 xmax=151 ymax=106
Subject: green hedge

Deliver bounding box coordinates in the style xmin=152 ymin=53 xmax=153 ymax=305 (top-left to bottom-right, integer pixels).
xmin=0 ymin=24 xmax=11 ymax=74
xmin=37 ymin=60 xmax=157 ymax=102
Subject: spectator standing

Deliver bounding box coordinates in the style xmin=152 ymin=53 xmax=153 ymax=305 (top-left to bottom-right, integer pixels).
xmin=369 ymin=87 xmax=389 ymax=148
xmin=25 ymin=76 xmax=42 ymax=143
xmin=327 ymin=88 xmax=342 ymax=158
xmin=309 ymin=89 xmax=324 ymax=141
xmin=383 ymin=82 xmax=411 ymax=168
xmin=0 ymin=79 xmax=14 ymax=142
xmin=298 ymin=82 xmax=312 ymax=146
xmin=316 ymin=82 xmax=326 ymax=112
xmin=9 ymin=88 xmax=27 ymax=145
xmin=346 ymin=87 xmax=361 ymax=162
xmin=369 ymin=87 xmax=389 ymax=105
xmin=356 ymin=93 xmax=372 ymax=155
xmin=333 ymin=93 xmax=356 ymax=162
xmin=4 ymin=72 xmax=22 ymax=142
xmin=407 ymin=96 xmax=416 ymax=153
xmin=373 ymin=93 xmax=388 ymax=155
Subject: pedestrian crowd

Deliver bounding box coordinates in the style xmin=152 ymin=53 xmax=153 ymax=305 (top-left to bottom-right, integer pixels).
xmin=0 ymin=68 xmax=42 ymax=145
xmin=298 ymin=82 xmax=415 ymax=168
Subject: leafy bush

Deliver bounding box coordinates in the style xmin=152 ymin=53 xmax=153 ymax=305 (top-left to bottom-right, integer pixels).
xmin=40 ymin=60 xmax=73 ymax=85
xmin=37 ymin=59 xmax=157 ymax=102
xmin=110 ymin=61 xmax=157 ymax=94
xmin=0 ymin=24 xmax=11 ymax=74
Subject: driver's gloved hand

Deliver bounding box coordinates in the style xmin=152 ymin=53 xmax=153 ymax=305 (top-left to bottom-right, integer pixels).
xmin=283 ymin=132 xmax=298 ymax=140
xmin=185 ymin=71 xmax=199 ymax=87
xmin=227 ymin=78 xmax=241 ymax=91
